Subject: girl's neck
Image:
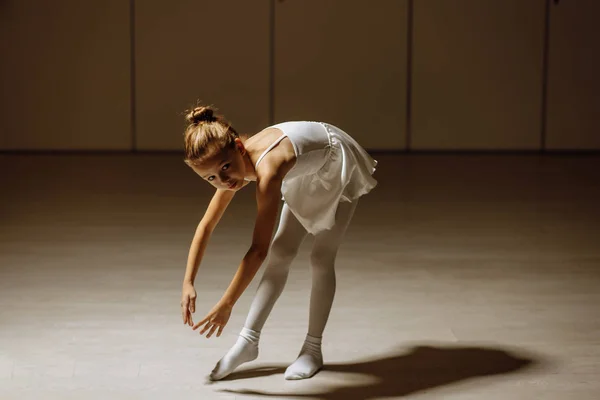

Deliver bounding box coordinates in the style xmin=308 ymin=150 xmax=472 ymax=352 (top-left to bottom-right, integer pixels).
xmin=242 ymin=143 xmax=258 ymax=181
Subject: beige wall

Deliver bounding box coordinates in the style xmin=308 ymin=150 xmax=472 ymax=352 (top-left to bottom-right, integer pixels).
xmin=1 ymin=0 xmax=598 ymax=151
xmin=411 ymin=0 xmax=546 ymax=150
xmin=274 ymin=0 xmax=408 ymax=150
xmin=135 ymin=0 xmax=270 ymax=150
xmin=546 ymin=0 xmax=600 ymax=149
xmin=0 ymin=0 xmax=131 ymax=150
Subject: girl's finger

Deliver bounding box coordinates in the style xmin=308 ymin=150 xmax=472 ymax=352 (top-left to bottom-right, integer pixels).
xmin=199 ymin=320 xmax=212 ymax=334
xmin=181 ymin=299 xmax=188 ymax=315
xmin=206 ymin=324 xmax=218 ymax=338
xmin=193 ymin=316 xmax=209 ymax=330
xmin=183 ymin=307 xmax=191 ymax=325
xmin=182 ymin=299 xmax=190 ymax=324
xmin=216 ymin=325 xmax=224 ymax=337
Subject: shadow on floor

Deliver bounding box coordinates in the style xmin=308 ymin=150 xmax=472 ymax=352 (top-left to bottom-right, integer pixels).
xmin=215 ymin=343 xmax=541 ymax=399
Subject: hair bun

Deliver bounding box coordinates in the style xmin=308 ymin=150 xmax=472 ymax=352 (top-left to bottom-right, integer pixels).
xmin=186 ymin=106 xmax=216 ymax=124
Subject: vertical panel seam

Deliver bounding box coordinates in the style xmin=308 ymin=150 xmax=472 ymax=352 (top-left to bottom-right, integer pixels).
xmin=406 ymin=0 xmax=414 ymax=152
xmin=269 ymin=0 xmax=275 ymax=126
xmin=540 ymin=0 xmax=551 ymax=153
xmin=130 ymin=0 xmax=137 ymax=152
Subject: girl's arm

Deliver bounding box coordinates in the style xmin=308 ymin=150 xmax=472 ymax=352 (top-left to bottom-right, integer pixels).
xmin=219 ymin=174 xmax=282 ymax=307
xmin=183 ymin=188 xmax=236 ymax=285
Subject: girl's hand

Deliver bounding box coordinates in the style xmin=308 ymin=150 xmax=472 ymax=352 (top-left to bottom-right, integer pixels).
xmin=192 ymin=301 xmax=232 ymax=338
xmin=181 ymin=282 xmax=197 ymax=327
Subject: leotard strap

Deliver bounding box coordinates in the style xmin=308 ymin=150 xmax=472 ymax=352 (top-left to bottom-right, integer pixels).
xmin=255 ymin=134 xmax=287 ymax=168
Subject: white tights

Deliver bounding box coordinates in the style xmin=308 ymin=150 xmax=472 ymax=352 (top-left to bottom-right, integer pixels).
xmin=245 ymin=199 xmax=358 ymax=336
xmin=208 ymin=199 xmax=358 ymax=381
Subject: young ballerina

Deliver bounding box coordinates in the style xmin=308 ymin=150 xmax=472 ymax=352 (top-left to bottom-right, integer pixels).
xmin=180 ymin=105 xmax=378 ymax=381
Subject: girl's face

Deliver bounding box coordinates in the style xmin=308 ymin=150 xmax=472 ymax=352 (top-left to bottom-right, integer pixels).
xmin=191 ymin=140 xmax=247 ymax=191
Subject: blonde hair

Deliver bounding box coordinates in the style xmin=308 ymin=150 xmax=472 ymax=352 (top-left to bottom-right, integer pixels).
xmin=183 ymin=105 xmax=240 ymax=166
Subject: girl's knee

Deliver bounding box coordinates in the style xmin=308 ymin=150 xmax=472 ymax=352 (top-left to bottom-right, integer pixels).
xmin=310 ymin=247 xmax=337 ymax=269
xmin=269 ymin=239 xmax=300 ymax=264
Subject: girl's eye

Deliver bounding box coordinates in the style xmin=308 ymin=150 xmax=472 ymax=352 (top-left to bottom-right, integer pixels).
xmin=206 ymin=163 xmax=230 ymax=182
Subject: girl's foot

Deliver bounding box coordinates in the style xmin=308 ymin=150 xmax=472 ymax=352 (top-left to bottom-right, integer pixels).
xmin=209 ymin=327 xmax=260 ymax=381
xmin=284 ymin=334 xmax=323 ymax=380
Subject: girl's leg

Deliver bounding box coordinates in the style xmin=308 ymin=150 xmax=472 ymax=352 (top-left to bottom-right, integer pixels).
xmin=209 ymin=203 xmax=308 ymax=380
xmin=307 ymin=199 xmax=358 ymax=337
xmin=285 ymin=199 xmax=358 ymax=380
xmin=243 ymin=203 xmax=309 ymax=331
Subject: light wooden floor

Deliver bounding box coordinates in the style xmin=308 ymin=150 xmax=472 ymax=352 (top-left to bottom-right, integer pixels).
xmin=1 ymin=153 xmax=599 ymax=399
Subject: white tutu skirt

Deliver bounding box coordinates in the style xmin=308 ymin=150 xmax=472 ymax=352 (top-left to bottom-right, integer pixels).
xmin=281 ymin=123 xmax=378 ymax=235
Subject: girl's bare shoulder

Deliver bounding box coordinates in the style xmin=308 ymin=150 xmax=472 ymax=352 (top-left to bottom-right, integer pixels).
xmin=252 ymin=127 xmax=296 ymax=181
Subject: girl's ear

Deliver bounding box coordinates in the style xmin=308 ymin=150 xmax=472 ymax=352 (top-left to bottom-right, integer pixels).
xmin=236 ymin=138 xmax=246 ymax=155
